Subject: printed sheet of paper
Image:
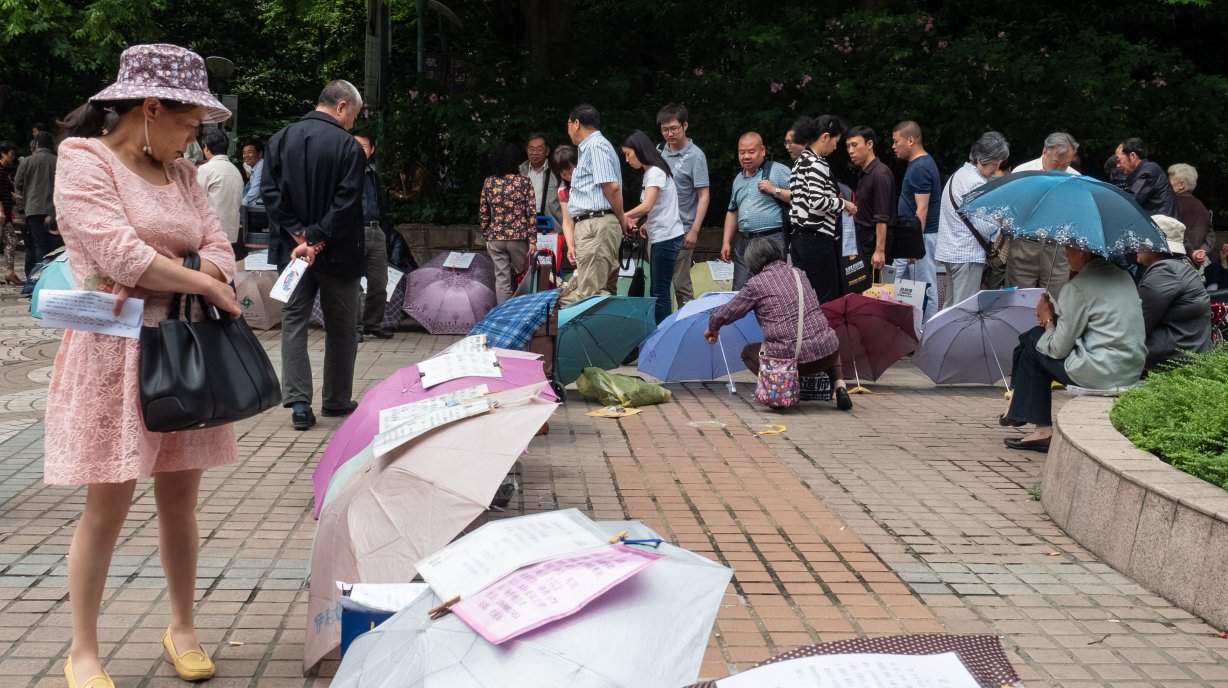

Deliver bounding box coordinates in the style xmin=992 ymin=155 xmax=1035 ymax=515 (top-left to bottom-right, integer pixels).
xmin=841 ymin=211 xmax=858 ymax=256
xmin=269 ymin=258 xmax=309 ymax=303
xmin=372 ymin=397 xmax=492 ymax=457
xmin=442 ymin=251 xmax=476 ymax=269
xmin=417 ymin=350 xmax=502 ymax=388
xmin=417 ymin=509 xmax=610 ymax=600
xmin=386 ymin=267 xmax=405 ymax=299
xmin=716 ymin=652 xmax=980 ymax=688
xmin=37 ymin=290 xmax=144 ymax=339
xmin=335 ymin=582 xmax=430 ymax=612
xmin=618 ymin=259 xmax=638 ymax=278
xmin=706 ymin=260 xmax=735 ymax=282
xmin=437 ymin=334 xmax=488 ymax=358
xmin=536 ymin=233 xmax=559 ymax=257
xmin=378 ymin=384 xmax=490 ymax=434
xmin=453 ymin=545 xmax=662 ymax=644
xmin=243 ymin=250 xmax=276 ymax=271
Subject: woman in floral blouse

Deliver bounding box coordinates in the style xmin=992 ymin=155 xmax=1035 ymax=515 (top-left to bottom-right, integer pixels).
xmin=480 ymin=142 xmax=537 ymax=302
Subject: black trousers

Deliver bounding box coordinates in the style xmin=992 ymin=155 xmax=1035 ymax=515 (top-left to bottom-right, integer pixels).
xmin=1006 ymin=326 xmax=1076 ymax=427
xmin=790 ymin=230 xmax=842 ymax=303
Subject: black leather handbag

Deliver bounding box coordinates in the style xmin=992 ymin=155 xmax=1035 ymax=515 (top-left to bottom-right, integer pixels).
xmin=619 ymin=235 xmax=647 ymax=297
xmin=139 ymin=254 xmax=281 ymax=432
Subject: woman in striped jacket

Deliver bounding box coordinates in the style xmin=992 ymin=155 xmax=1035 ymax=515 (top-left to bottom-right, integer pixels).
xmin=787 ymin=115 xmax=856 ymax=303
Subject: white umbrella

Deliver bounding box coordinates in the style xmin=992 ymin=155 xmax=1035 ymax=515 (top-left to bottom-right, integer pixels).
xmin=912 ymin=288 xmax=1046 ymax=387
xmin=330 ymin=518 xmax=732 ymax=688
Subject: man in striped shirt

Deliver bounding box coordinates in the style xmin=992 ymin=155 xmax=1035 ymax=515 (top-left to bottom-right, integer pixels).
xmin=559 ymin=104 xmax=630 ymax=307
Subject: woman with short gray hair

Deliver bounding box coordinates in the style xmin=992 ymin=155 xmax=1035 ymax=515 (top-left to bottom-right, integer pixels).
xmin=934 ymin=132 xmax=1011 ymax=307
xmin=705 ymin=237 xmax=852 ymax=410
xmin=1168 ymin=163 xmax=1214 ymax=265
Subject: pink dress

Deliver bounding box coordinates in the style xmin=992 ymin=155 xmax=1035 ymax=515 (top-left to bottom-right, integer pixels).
xmin=45 ymin=137 xmax=238 ymax=485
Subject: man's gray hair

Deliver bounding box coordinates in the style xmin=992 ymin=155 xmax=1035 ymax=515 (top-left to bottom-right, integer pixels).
xmin=1042 ymin=132 xmax=1079 ymax=155
xmin=1168 ymin=163 xmax=1198 ymax=191
xmin=318 ymin=80 xmax=362 ymax=109
xmin=744 ymin=237 xmax=786 ymax=277
xmin=968 ymin=131 xmax=1009 ymax=165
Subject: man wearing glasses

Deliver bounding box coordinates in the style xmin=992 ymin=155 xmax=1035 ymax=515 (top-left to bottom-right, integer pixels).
xmin=657 ymin=103 xmax=710 ymax=309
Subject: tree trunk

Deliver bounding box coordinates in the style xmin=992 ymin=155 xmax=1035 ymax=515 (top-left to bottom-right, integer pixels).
xmin=519 ymin=0 xmax=573 ymax=76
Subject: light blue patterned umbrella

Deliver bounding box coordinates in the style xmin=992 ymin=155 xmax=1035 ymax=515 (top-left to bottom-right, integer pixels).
xmin=959 ymin=171 xmax=1167 ymax=257
xmin=637 ymin=292 xmax=763 ymax=382
xmin=469 ymin=288 xmax=560 ymax=350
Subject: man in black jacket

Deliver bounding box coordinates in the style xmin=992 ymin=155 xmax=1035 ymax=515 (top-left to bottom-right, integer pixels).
xmin=263 ymin=80 xmax=366 ymax=430
xmin=1115 ymin=137 xmax=1177 ymax=217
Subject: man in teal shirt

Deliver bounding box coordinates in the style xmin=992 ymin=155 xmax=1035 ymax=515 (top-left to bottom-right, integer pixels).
xmin=721 ymin=132 xmax=790 ymax=290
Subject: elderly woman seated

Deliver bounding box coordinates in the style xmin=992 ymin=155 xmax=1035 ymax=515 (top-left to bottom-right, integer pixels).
xmin=1000 ymin=246 xmax=1146 ymax=452
xmin=1135 ymin=215 xmax=1213 ymax=370
xmin=703 ymin=237 xmax=852 ymax=410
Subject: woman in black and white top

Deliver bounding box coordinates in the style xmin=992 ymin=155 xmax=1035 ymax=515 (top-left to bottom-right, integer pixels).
xmin=787 ymin=115 xmax=856 ymax=303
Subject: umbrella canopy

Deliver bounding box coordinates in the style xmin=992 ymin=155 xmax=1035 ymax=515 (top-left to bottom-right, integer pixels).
xmin=959 ymin=170 xmax=1168 ymax=258
xmin=306 ymin=387 xmax=559 ymax=673
xmin=556 ymin=295 xmax=656 ymax=386
xmin=404 ymin=253 xmax=498 ymax=335
xmin=331 ymin=518 xmax=732 ymax=688
xmin=311 ymin=352 xmax=556 ymax=517
xmin=821 ymin=293 xmax=918 ymax=383
xmin=913 ymin=288 xmax=1046 ymax=386
xmin=685 ymin=634 xmax=1022 ymax=688
xmin=469 ymin=288 xmax=560 ymax=350
xmin=29 ymin=253 xmax=74 ymax=319
xmin=637 ymin=292 xmax=763 ymax=382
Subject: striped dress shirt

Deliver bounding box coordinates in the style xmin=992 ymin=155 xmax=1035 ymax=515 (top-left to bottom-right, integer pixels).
xmin=788 ymin=149 xmax=843 ymax=236
xmin=568 ymin=131 xmax=622 ymax=214
xmin=935 ymin=162 xmax=1000 ymax=265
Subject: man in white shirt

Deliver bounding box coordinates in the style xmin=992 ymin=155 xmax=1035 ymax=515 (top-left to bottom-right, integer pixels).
xmin=196 ymin=128 xmax=244 ymax=245
xmin=1008 ymin=132 xmax=1080 ymax=297
xmin=519 ymin=133 xmax=563 ymax=228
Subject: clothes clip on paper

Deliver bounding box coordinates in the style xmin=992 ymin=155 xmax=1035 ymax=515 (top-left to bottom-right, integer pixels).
xmin=340 ymin=583 xmax=353 ymax=598
xmin=428 ymin=595 xmax=461 ymax=620
xmin=607 ymin=530 xmax=628 ymax=544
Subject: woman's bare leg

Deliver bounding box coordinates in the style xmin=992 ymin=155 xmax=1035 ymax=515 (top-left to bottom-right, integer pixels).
xmin=154 ymin=469 xmax=206 ymax=655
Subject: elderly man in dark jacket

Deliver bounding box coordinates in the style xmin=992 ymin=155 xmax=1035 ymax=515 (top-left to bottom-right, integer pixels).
xmin=1115 ymin=138 xmax=1176 ymax=217
xmin=263 ymin=79 xmax=367 ymax=430
xmin=1136 ymin=215 xmax=1213 ymax=370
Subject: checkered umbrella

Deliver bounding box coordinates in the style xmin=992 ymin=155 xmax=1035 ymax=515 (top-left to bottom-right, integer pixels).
xmin=469 ymin=288 xmax=560 ymax=350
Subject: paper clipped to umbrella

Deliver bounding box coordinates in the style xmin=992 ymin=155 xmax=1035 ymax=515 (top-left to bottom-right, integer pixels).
xmin=707 ymin=260 xmax=734 ymax=282
xmin=416 ymin=509 xmax=611 ymax=600
xmin=335 ymin=581 xmax=430 ymax=612
xmin=269 ymin=258 xmax=309 ymax=303
xmin=715 ymin=651 xmax=979 ymax=688
xmin=437 ymin=334 xmax=489 ymax=357
xmin=36 ymin=290 xmax=144 ymax=339
xmin=442 ymin=251 xmax=477 ymax=269
xmin=372 ymin=397 xmax=493 ymax=457
xmin=418 ymin=350 xmax=503 ymax=388
xmin=378 ymin=384 xmax=491 ymax=434
xmin=451 ymin=544 xmax=662 ymax=644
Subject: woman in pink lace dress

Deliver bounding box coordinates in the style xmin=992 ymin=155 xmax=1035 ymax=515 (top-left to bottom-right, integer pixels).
xmin=48 ymin=45 xmax=242 ymax=688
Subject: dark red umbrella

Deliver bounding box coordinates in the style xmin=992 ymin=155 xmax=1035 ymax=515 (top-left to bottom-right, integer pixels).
xmin=686 ymin=634 xmax=1022 ymax=688
xmin=821 ymin=293 xmax=918 ymax=389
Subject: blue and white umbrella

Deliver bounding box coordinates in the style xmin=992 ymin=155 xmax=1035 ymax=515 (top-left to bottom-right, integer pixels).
xmin=637 ymin=292 xmax=763 ymax=388
xmin=469 ymin=288 xmax=560 ymax=350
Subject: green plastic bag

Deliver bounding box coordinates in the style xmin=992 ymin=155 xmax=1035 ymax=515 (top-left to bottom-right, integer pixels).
xmin=576 ymin=367 xmax=671 ymax=408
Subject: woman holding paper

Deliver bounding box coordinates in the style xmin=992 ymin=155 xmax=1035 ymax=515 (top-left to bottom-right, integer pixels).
xmin=479 ymin=142 xmax=538 ymax=303
xmin=46 ymin=44 xmax=241 ymax=688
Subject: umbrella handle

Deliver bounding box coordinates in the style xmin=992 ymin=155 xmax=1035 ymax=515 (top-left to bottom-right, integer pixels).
xmin=717 ymin=334 xmax=736 ymax=394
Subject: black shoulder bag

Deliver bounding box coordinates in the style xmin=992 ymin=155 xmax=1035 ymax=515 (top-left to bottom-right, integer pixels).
xmin=948 ymin=182 xmax=1007 ymax=269
xmin=140 ymin=253 xmax=281 ymax=432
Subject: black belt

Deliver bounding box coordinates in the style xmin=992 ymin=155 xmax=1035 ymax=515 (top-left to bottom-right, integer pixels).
xmin=738 ymin=227 xmax=783 ymax=238
xmin=573 ymin=210 xmax=611 ymax=223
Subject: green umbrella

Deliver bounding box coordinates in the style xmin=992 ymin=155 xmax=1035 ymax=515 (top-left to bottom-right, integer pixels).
xmin=556 ymin=295 xmax=656 ymax=385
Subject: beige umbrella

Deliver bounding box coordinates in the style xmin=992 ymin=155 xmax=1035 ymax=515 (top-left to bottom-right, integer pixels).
xmin=304 ymin=385 xmax=558 ymax=673
xmin=688 ymin=261 xmax=733 ymax=297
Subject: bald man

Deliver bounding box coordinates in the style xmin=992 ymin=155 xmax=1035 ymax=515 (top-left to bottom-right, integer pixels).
xmin=721 ymin=132 xmax=792 ymax=289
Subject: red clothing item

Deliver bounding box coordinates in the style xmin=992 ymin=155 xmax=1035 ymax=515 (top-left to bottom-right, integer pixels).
xmin=479 ymin=174 xmax=536 ymax=241
xmin=709 ymin=260 xmax=840 ymax=363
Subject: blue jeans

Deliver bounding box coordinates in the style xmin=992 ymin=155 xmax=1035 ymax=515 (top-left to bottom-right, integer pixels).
xmin=650 ymin=235 xmax=683 ymax=323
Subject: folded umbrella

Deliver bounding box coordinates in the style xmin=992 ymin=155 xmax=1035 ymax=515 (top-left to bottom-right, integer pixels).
xmin=331 ymin=518 xmax=732 ymax=688
xmin=821 ymin=293 xmax=918 ymax=391
xmin=556 ymin=295 xmax=656 ymax=386
xmin=637 ymin=292 xmax=763 ymax=384
xmin=959 ymin=170 xmax=1167 ymax=257
xmin=404 ymin=253 xmax=498 ymax=335
xmin=913 ymin=288 xmax=1046 ymax=386
xmin=469 ymin=288 xmax=560 ymax=350
xmin=306 ymin=386 xmax=559 ymax=673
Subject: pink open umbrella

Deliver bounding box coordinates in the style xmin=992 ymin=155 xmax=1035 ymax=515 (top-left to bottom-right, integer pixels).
xmin=404 ymin=253 xmax=497 ymax=334
xmin=311 ymin=352 xmax=555 ymax=517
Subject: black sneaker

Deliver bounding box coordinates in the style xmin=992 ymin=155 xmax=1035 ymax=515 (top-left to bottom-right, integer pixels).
xmin=321 ymin=401 xmax=359 ymax=417
xmin=292 ymin=407 xmax=317 ymax=431
xmin=364 ymin=328 xmax=394 ymax=339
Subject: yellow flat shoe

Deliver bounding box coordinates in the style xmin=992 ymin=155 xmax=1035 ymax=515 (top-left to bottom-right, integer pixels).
xmin=64 ymin=657 xmax=115 ymax=688
xmin=163 ymin=627 xmax=215 ymax=681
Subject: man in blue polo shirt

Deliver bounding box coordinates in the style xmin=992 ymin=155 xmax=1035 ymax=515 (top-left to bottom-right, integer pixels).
xmin=559 ymin=104 xmax=630 ymax=307
xmin=891 ymin=120 xmax=941 ymax=321
xmin=721 ymin=132 xmax=791 ymax=290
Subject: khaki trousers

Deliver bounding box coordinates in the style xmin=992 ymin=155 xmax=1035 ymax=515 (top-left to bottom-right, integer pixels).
xmin=559 ymin=214 xmax=622 ymax=307
xmin=1006 ymin=237 xmax=1069 ymax=298
xmin=487 ymin=239 xmax=530 ymax=304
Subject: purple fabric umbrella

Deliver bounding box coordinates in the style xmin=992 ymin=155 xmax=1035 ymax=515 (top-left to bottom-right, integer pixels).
xmin=404 ymin=253 xmax=497 ymax=335
xmin=311 ymin=351 xmax=556 ymax=517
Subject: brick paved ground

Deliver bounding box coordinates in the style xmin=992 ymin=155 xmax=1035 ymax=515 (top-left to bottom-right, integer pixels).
xmin=3 ymin=281 xmax=1228 ymax=687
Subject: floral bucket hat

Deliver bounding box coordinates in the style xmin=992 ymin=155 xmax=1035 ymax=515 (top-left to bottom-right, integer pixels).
xmin=90 ymin=44 xmax=231 ymax=124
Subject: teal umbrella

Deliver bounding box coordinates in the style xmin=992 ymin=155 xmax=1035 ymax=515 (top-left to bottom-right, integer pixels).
xmin=556 ymin=295 xmax=656 ymax=385
xmin=30 ymin=253 xmax=75 ymax=319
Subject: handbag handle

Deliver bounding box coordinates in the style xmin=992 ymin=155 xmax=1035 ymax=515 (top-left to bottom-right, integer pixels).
xmin=948 ymin=181 xmax=996 ymax=255
xmin=165 ymin=253 xmax=202 ymax=321
xmin=792 ymin=268 xmax=805 ymax=361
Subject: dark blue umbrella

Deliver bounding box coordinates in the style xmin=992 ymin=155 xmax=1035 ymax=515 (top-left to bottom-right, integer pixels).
xmin=469 ymin=288 xmax=560 ymax=350
xmin=959 ymin=171 xmax=1167 ymax=257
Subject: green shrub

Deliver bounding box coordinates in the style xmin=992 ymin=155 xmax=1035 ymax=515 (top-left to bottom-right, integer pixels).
xmin=1110 ymin=347 xmax=1228 ymax=489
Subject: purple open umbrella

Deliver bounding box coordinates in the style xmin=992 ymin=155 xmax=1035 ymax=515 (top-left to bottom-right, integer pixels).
xmin=404 ymin=253 xmax=497 ymax=335
xmin=311 ymin=351 xmax=556 ymax=517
